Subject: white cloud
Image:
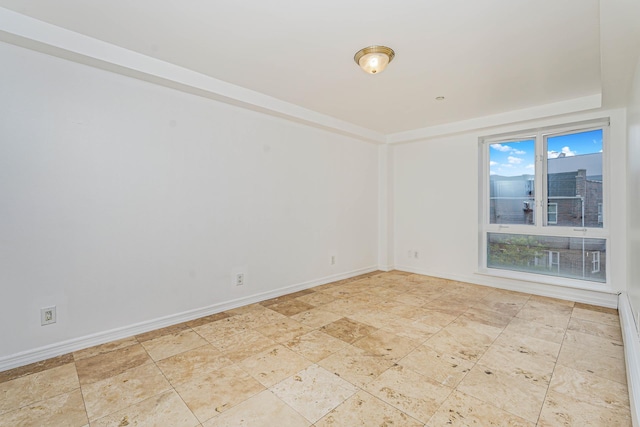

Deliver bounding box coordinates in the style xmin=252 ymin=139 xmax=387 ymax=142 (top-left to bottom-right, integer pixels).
xmin=491 ymin=144 xmax=511 ymax=152
xmin=525 ymin=164 xmax=534 ymax=169
xmin=512 ymin=149 xmax=526 ymax=155
xmin=507 ymin=156 xmax=523 ymax=164
xmin=489 ymin=161 xmax=498 ymax=166
xmin=548 ymin=146 xmax=576 ymax=159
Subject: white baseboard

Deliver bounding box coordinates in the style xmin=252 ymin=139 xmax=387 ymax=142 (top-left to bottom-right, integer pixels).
xmin=619 ymin=293 xmax=640 ymax=427
xmin=393 ymin=264 xmax=619 ymax=308
xmin=0 ymin=265 xmax=378 ymax=372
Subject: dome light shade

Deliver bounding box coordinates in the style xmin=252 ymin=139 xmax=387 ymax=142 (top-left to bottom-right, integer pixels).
xmin=354 ymin=46 xmax=395 ymax=74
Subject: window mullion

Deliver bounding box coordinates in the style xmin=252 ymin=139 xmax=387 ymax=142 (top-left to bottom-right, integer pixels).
xmin=535 ymin=131 xmax=545 ymax=230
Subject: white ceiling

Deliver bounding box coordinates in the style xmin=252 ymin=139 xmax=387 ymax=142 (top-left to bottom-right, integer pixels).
xmin=0 ymin=0 xmax=639 ymax=137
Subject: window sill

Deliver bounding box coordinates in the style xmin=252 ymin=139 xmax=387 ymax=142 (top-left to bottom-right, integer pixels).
xmin=476 ymin=267 xmax=617 ymax=294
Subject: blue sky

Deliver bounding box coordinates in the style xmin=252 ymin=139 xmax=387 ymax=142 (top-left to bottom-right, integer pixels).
xmin=490 ymin=129 xmax=603 ymax=176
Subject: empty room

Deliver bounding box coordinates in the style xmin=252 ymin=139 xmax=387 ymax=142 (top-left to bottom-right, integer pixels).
xmin=1 ymin=1 xmax=640 ymax=426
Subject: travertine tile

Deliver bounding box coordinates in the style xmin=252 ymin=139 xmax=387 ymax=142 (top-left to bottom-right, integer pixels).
xmin=136 ymin=323 xmax=191 ymax=343
xmin=238 ymin=345 xmax=312 ymax=387
xmin=557 ymin=342 xmax=627 ymax=384
xmin=549 ymin=365 xmax=630 ymax=411
xmin=1 ymin=272 xmax=630 ymax=426
xmin=538 ymin=390 xmax=632 ymax=427
xmin=290 ymin=308 xmax=343 ymax=328
xmin=352 ymin=329 xmax=418 ymax=361
xmin=320 ymin=318 xmax=378 ymax=344
xmin=516 ymin=300 xmax=572 ymax=329
xmin=268 ymin=299 xmax=316 ymax=317
xmin=81 ymin=363 xmax=171 ymax=421
xmin=73 ymin=336 xmax=139 ymax=361
xmin=156 ymin=345 xmax=232 ymax=386
xmin=75 ymin=343 xmax=151 ymax=385
xmin=256 ymin=318 xmax=313 ymax=343
xmin=192 ymin=316 xmax=250 ymax=342
xmin=567 ymin=316 xmax=622 ymax=341
xmin=424 ymin=318 xmax=502 ymax=361
xmin=563 ymin=329 xmax=624 ymax=359
xmin=574 ymin=302 xmax=618 ymax=315
xmin=462 ymin=307 xmax=513 ymax=328
xmin=346 ymin=310 xmax=400 ymax=329
xmin=317 ymin=345 xmax=395 ymax=388
xmin=427 ymin=390 xmax=534 ymax=427
xmin=380 ymin=316 xmax=440 ymax=342
xmin=364 ymin=364 xmax=452 ymax=423
xmin=0 ymin=388 xmax=87 ymax=427
xmin=492 ymin=329 xmax=561 ymax=361
xmin=202 ymin=389 xmax=309 ymax=427
xmin=212 ymin=329 xmax=277 ymax=362
xmin=529 ymin=295 xmax=574 ymax=308
xmin=233 ymin=306 xmax=288 ymax=328
xmin=318 ymin=285 xmax=363 ymax=299
xmin=473 ymin=292 xmax=529 ymax=316
xmin=504 ymin=317 xmax=566 ymax=344
xmin=457 ymin=364 xmax=547 ymax=422
xmin=0 ymin=353 xmax=74 ymax=384
xmin=270 ymin=364 xmax=358 ymax=423
xmin=185 ymin=312 xmax=230 ymax=328
xmin=321 ymin=298 xmax=374 ymax=316
xmin=478 ymin=337 xmax=557 ymax=386
xmin=91 ymin=390 xmax=198 ymax=427
xmin=260 ymin=290 xmax=315 ymax=307
xmin=316 ymin=390 xmax=423 ymax=427
xmin=174 ymin=364 xmax=264 ymax=422
xmin=283 ymin=330 xmax=349 ymax=362
xmin=415 ymin=308 xmax=460 ymax=328
xmin=399 ymin=345 xmax=473 ymax=387
xmin=0 ymin=363 xmax=79 ymax=414
xmin=294 ymin=291 xmax=336 ymax=307
xmin=424 ymin=295 xmax=474 ymax=312
xmin=140 ymin=329 xmax=208 ymax=361
xmin=380 ymin=302 xmax=432 ymax=320
xmin=572 ymin=305 xmax=619 ymax=326
xmin=393 ymin=292 xmax=437 ymax=306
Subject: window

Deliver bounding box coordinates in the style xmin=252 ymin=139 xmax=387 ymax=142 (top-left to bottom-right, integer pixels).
xmin=548 ymin=250 xmax=560 ymax=272
xmin=598 ymin=203 xmax=603 ymax=224
xmin=481 ymin=120 xmax=608 ymax=284
xmin=592 ymin=251 xmax=600 ymax=273
xmin=547 ymin=203 xmax=558 ymax=224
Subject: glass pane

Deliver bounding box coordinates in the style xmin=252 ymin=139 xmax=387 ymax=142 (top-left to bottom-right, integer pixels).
xmin=547 ymin=129 xmax=603 ymax=227
xmin=487 ymin=233 xmax=606 ymax=282
xmin=489 ymin=139 xmax=535 ymax=225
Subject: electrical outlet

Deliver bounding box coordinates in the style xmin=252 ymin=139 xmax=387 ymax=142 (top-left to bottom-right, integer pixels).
xmin=414 ymin=251 xmax=419 ymax=259
xmin=235 ymin=273 xmax=245 ymax=286
xmin=330 ymin=255 xmax=336 ymax=265
xmin=41 ymin=306 xmax=56 ymax=326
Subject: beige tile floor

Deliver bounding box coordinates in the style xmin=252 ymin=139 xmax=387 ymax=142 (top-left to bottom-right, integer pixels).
xmin=0 ymin=271 xmax=631 ymax=426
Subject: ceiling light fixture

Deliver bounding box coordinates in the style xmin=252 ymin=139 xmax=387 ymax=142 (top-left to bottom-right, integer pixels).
xmin=354 ymin=45 xmax=395 ymax=75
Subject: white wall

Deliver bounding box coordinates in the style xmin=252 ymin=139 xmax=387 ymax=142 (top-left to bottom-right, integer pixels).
xmin=627 ymin=54 xmax=640 ymax=323
xmin=0 ymin=42 xmax=379 ymax=359
xmin=392 ymin=109 xmax=628 ymax=304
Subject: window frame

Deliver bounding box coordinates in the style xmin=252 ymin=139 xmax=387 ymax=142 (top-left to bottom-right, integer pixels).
xmin=591 ymin=251 xmax=601 ymax=273
xmin=598 ymin=203 xmax=603 ymax=224
xmin=548 ymin=250 xmax=560 ymax=272
xmin=478 ymin=119 xmax=610 ymax=289
xmin=547 ymin=203 xmax=558 ymax=225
